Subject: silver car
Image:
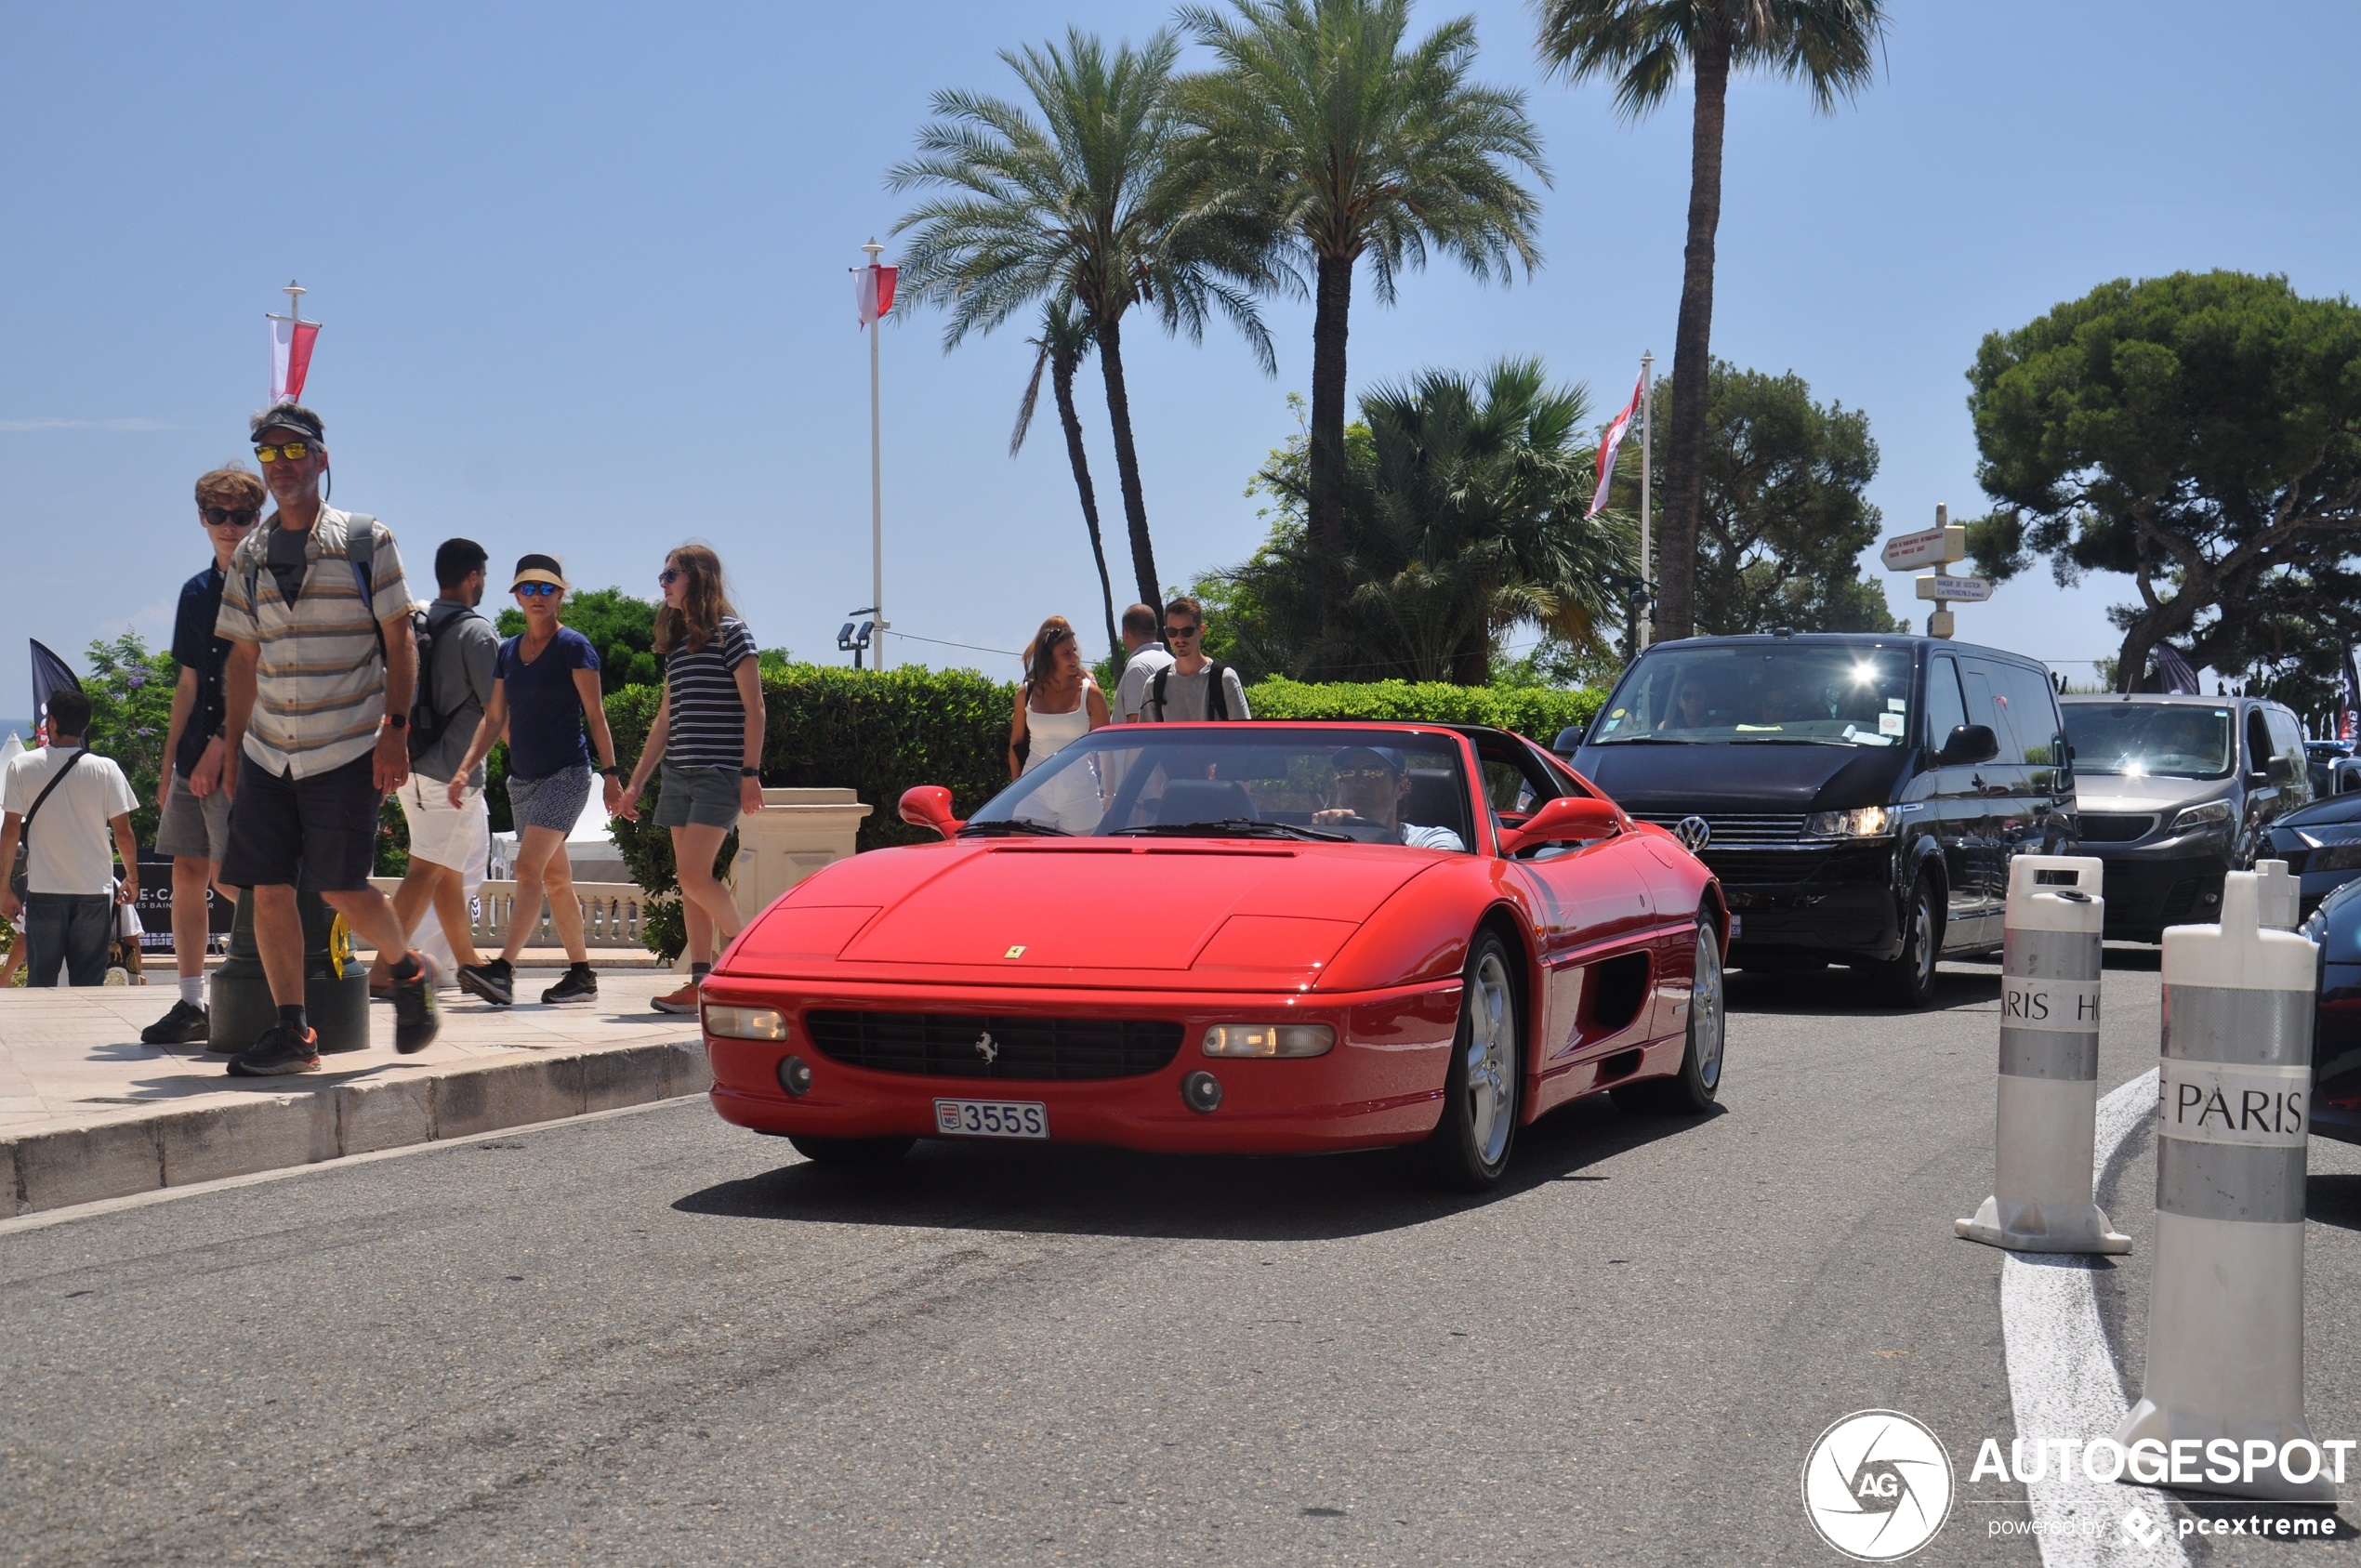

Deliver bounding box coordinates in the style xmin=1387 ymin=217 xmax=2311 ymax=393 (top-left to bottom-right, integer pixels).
xmin=2060 ymin=693 xmax=2311 ymax=941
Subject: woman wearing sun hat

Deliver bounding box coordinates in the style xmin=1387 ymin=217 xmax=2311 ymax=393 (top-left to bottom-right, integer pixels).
xmin=444 ymin=554 xmax=624 ymax=1006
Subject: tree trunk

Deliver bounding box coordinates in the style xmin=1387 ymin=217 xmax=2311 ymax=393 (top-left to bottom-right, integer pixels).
xmin=1051 ymin=351 xmax=1120 ymax=659
xmin=1655 ymin=30 xmax=1733 ymax=644
xmin=1093 ymin=315 xmax=1161 ymax=612
xmin=1309 ymin=253 xmax=1356 ymax=560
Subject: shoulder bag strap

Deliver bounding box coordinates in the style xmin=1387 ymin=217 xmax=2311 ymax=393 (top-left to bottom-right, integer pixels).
xmin=1149 ymin=665 xmax=1168 ymax=721
xmin=1207 ymin=662 xmax=1231 ymax=722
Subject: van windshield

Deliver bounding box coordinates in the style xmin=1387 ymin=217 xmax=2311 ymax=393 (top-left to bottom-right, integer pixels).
xmin=2061 ymin=703 xmax=2233 ymax=780
xmin=1589 ymin=644 xmax=1914 ymax=747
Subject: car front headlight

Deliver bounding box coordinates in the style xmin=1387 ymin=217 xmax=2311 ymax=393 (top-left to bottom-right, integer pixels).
xmin=705 ymin=1004 xmax=789 ymax=1042
xmin=2169 ymin=800 xmax=2234 ymax=836
xmin=1201 ymin=1022 xmax=1336 ymax=1059
xmin=2310 ymin=839 xmax=2361 ymax=873
xmin=1803 ymin=805 xmax=1893 ymax=839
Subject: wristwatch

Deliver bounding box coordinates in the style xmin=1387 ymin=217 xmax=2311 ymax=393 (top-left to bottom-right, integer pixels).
xmin=385 ymin=713 xmax=407 ymax=731
xmin=739 ymin=766 xmax=759 ymax=778
xmin=597 ymin=764 xmax=617 ymax=776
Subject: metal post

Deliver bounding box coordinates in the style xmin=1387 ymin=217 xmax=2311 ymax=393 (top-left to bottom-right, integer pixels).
xmin=863 ymin=239 xmax=887 ymax=672
xmin=1638 ymin=350 xmax=1654 ymax=652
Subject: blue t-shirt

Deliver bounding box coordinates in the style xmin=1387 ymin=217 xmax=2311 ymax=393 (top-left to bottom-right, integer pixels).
xmin=169 ymin=565 xmax=231 ymax=779
xmin=496 ymin=626 xmax=600 ymax=780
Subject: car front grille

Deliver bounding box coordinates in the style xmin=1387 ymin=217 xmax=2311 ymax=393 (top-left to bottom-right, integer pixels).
xmin=804 ymin=1010 xmax=1185 ymax=1082
xmin=1699 ymin=849 xmax=1833 ymax=885
xmin=2077 ymin=812 xmax=2157 ymax=844
xmin=1633 ymin=812 xmax=1809 ymax=847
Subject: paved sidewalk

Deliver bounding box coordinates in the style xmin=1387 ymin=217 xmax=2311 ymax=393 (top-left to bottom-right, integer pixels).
xmin=0 ymin=974 xmax=708 ymax=1219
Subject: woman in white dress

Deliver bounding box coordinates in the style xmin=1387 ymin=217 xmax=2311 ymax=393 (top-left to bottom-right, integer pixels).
xmin=1008 ymin=616 xmax=1111 ymax=831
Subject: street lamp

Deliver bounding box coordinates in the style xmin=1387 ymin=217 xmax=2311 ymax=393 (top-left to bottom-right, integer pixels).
xmin=838 ymin=608 xmax=877 ymax=670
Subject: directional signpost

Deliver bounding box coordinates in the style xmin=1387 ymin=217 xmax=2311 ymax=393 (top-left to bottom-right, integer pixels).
xmin=1881 ymin=505 xmax=1987 ymax=639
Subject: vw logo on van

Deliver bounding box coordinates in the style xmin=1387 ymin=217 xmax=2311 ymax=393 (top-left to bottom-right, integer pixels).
xmin=1676 ymin=815 xmax=1713 ymax=852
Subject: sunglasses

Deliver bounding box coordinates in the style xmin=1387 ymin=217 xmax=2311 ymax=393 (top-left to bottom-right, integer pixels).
xmin=201 ymin=507 xmax=258 ymax=529
xmin=658 ymin=568 xmax=681 ymax=586
xmin=1335 ymin=767 xmax=1395 ymax=785
xmin=514 ymin=582 xmax=561 ymax=598
xmin=253 ymin=441 xmax=311 ymax=463
xmin=1164 ymin=624 xmax=1200 ymax=639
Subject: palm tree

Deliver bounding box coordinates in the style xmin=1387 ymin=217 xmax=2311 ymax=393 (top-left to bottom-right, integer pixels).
xmin=1010 ymin=296 xmax=1120 ymax=656
xmin=890 ymin=28 xmax=1276 ymax=612
xmin=1535 ymin=0 xmax=1886 ymax=642
xmin=1224 ymin=358 xmax=1631 ymax=682
xmin=1177 ymin=0 xmax=1548 ymax=656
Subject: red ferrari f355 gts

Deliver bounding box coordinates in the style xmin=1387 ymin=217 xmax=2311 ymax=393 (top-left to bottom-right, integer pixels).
xmin=700 ymin=723 xmax=1727 ymax=1190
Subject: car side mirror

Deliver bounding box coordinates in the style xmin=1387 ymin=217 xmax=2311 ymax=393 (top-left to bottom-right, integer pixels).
xmin=1497 ymin=794 xmax=1620 ymax=856
xmin=2265 ymin=754 xmax=2297 ymax=784
xmin=1937 ymin=724 xmax=1999 ymax=766
xmin=898 ymin=784 xmax=963 ymax=840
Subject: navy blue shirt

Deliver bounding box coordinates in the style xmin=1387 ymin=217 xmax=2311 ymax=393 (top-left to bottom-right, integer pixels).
xmin=169 ymin=565 xmax=231 ymax=779
xmin=496 ymin=626 xmax=600 ymax=780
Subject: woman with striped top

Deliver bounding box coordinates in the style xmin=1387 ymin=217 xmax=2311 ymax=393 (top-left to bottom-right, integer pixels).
xmin=617 ymin=544 xmax=766 ymax=1014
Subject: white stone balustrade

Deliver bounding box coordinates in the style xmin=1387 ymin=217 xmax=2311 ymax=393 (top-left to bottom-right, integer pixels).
xmin=365 ymin=879 xmax=652 ymax=949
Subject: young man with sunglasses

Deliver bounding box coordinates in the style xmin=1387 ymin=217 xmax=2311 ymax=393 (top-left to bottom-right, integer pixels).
xmin=141 ymin=467 xmax=264 ymax=1042
xmin=1140 ymin=597 xmax=1250 ymax=723
xmin=213 ymin=403 xmax=441 ymax=1073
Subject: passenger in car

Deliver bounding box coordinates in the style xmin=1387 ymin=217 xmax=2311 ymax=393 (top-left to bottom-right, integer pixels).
xmin=1312 ymin=746 xmax=1465 ymax=850
xmin=1658 ymin=679 xmax=1713 ymax=731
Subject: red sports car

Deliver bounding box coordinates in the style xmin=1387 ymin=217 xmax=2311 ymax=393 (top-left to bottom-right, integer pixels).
xmin=700 ymin=723 xmax=1727 ymax=1190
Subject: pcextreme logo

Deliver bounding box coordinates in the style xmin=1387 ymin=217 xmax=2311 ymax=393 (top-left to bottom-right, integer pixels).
xmin=1801 ymin=1409 xmax=1956 ymax=1561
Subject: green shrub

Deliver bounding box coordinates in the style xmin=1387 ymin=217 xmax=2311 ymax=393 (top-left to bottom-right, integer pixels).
xmin=1245 ymin=678 xmax=1603 ymax=742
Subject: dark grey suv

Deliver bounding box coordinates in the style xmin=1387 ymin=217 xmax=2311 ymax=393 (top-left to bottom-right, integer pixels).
xmin=2060 ymin=693 xmax=2312 ymax=941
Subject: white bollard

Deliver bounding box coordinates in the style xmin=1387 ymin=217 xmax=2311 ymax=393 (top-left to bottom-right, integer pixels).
xmin=2114 ymin=870 xmax=2329 ymax=1500
xmin=2255 ymin=858 xmax=2299 ymax=932
xmin=1958 ymin=855 xmax=2130 ymax=1253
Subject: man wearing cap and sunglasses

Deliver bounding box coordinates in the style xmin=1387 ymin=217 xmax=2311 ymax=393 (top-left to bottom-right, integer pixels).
xmin=212 ymin=402 xmax=441 ymax=1073
xmin=140 ymin=466 xmax=264 ymax=1044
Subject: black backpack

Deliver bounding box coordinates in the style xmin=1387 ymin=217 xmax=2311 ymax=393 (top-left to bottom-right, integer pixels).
xmin=244 ymin=515 xmax=446 ymax=759
xmin=1148 ymin=661 xmax=1233 ymax=722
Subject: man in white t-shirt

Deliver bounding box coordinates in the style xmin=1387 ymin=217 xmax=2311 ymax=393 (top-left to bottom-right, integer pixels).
xmin=1113 ymin=603 xmax=1173 ymax=723
xmin=0 ymin=688 xmax=139 ymax=985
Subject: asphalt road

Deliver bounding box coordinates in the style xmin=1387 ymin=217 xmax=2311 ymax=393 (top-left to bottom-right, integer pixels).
xmin=7 ymin=955 xmax=2361 ymax=1566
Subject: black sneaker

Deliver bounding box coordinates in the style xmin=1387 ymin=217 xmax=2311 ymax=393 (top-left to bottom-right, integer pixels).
xmin=541 ymin=966 xmax=598 ymax=1005
xmin=456 ymin=957 xmax=514 ymax=1007
xmin=391 ymin=953 xmax=441 ymax=1055
xmin=228 ymin=1023 xmax=321 ymax=1076
xmin=140 ymin=998 xmax=210 ymax=1045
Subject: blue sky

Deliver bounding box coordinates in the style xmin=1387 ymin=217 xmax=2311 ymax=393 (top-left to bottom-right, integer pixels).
xmin=4 ymin=0 xmax=2357 ymax=716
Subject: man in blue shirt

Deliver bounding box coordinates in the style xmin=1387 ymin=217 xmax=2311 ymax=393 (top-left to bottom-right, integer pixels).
xmin=142 ymin=466 xmax=262 ymax=1044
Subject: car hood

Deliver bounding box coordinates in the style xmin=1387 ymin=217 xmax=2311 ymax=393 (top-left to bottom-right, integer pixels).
xmin=726 ymin=838 xmax=1450 ymax=988
xmin=2074 ymin=773 xmax=2224 ymax=814
xmin=2276 ymin=792 xmax=2361 ymax=832
xmin=1572 ymin=741 xmax=1912 ymax=814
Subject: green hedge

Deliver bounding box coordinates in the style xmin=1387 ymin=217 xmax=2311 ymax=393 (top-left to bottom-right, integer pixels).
xmin=1244 ymin=678 xmax=1603 ymax=742
xmin=598 ymin=665 xmax=1603 ymax=958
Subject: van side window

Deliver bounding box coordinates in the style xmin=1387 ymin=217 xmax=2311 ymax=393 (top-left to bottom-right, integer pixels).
xmin=1927 ymin=657 xmax=1968 ymax=751
xmin=2246 ymin=709 xmax=2275 ymax=777
xmin=2264 ymin=708 xmax=2309 ymax=797
xmin=1960 ymin=663 xmax=2025 ymax=764
xmin=1996 ymin=665 xmax=2064 ymax=767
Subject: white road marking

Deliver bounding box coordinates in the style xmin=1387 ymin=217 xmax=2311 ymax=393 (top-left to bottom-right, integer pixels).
xmin=1998 ymin=1067 xmax=2187 ymax=1566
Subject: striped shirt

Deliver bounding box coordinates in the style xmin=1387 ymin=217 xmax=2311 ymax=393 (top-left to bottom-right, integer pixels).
xmin=664 ymin=615 xmax=758 ymax=767
xmin=215 ymin=506 xmax=415 ymax=779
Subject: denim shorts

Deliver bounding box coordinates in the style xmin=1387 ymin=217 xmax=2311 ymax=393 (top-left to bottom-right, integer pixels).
xmin=653 ymin=762 xmax=742 ymax=828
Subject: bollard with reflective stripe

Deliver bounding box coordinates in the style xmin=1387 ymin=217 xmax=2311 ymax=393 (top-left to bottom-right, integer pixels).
xmin=1957 ymin=855 xmax=2130 ymax=1253
xmin=2114 ymin=870 xmax=2330 ymax=1501
xmin=2256 ymin=858 xmax=2299 ymax=931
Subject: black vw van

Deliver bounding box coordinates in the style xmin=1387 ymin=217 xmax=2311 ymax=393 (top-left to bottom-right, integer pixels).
xmin=1559 ymin=633 xmax=2076 ymax=1008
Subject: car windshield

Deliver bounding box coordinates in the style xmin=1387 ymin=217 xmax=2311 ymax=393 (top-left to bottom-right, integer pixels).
xmin=2062 ymin=703 xmax=2234 ymax=780
xmin=964 ymin=727 xmax=1475 ymax=850
xmin=1588 ymin=643 xmax=1915 ymax=747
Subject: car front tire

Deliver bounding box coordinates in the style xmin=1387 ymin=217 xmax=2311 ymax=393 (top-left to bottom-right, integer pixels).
xmin=1425 ymin=931 xmax=1523 ymax=1192
xmin=1869 ymin=875 xmax=1942 ymax=1009
xmin=1616 ymin=917 xmax=1726 ymax=1115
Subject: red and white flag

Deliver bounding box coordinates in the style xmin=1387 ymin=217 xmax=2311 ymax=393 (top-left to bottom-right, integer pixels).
xmin=269 ymin=315 xmax=320 ymax=404
xmin=1587 ymin=371 xmax=1643 ymax=519
xmin=856 ymin=264 xmax=898 ymax=329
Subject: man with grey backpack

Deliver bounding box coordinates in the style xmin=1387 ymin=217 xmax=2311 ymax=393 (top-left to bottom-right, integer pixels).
xmin=0 ymin=688 xmax=139 ymax=986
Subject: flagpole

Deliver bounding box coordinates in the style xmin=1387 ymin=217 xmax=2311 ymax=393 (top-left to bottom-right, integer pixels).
xmin=1638 ymin=350 xmax=1654 ymax=652
xmin=863 ymin=239 xmax=887 ymax=672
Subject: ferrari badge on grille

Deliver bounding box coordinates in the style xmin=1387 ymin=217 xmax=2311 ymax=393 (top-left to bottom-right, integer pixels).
xmin=975 ymin=1032 xmax=999 ymax=1063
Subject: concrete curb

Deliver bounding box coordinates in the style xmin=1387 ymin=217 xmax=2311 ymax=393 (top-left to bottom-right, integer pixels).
xmin=2 ymin=1040 xmax=711 ymax=1219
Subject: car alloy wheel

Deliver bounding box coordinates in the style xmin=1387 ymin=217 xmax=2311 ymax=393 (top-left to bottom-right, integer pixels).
xmin=1691 ymin=923 xmax=1725 ymax=1093
xmin=1872 ymin=876 xmax=1941 ymax=1009
xmin=1427 ymin=932 xmax=1522 ymax=1191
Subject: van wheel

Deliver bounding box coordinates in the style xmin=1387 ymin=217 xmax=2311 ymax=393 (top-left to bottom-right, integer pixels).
xmin=1871 ymin=876 xmax=1942 ymax=1009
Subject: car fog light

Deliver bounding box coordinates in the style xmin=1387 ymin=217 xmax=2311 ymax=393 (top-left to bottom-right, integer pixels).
xmin=776 ymin=1055 xmax=814 ymax=1097
xmin=1181 ymin=1071 xmax=1223 ymax=1113
xmin=1201 ymin=1022 xmax=1336 ymax=1058
xmin=706 ymin=1005 xmax=788 ymax=1042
